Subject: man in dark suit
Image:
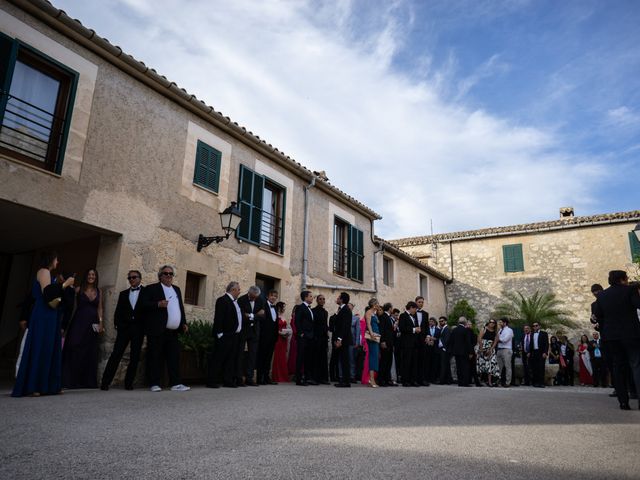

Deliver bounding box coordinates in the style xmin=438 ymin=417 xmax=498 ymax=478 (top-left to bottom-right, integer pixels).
xmin=312 ymin=294 xmax=330 ymax=384
xmin=530 ymin=322 xmax=549 ymax=387
xmin=520 ymin=325 xmax=532 ymax=386
xmin=101 ymin=270 xmax=145 ymax=390
xmin=295 ymin=290 xmax=316 ymax=386
xmin=399 ymin=301 xmax=420 ymax=387
xmin=415 ymin=296 xmax=430 ymax=386
xmin=589 ymin=331 xmax=607 ymax=388
xmin=140 ymin=265 xmax=189 ymax=392
xmin=378 ymin=302 xmax=396 ymax=387
xmin=593 ymin=270 xmax=640 ymax=410
xmin=237 ymin=286 xmax=265 ymax=386
xmin=425 ymin=317 xmax=440 ymax=383
xmin=256 ymin=289 xmax=279 ymax=385
xmin=438 ymin=316 xmax=453 ymax=384
xmin=333 ymin=291 xmax=353 ymax=387
xmin=208 ymin=281 xmax=243 ymax=388
xmin=392 ymin=309 xmax=402 ymax=383
xmin=447 ymin=317 xmax=473 ymax=386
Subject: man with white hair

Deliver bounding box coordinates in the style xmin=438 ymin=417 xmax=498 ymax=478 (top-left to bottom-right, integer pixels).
xmin=237 ymin=286 xmax=265 ymax=386
xmin=446 ymin=316 xmax=473 ymax=387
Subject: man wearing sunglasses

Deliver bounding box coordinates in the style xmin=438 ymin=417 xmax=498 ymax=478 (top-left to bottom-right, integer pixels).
xmin=141 ymin=265 xmax=190 ymax=392
xmin=100 ymin=270 xmax=146 ymax=391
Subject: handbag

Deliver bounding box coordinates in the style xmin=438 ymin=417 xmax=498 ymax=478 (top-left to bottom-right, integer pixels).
xmin=364 ymin=330 xmax=380 ymax=343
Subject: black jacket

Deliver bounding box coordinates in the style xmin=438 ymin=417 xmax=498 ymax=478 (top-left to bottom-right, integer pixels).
xmin=378 ymin=312 xmax=395 ymax=346
xmin=113 ymin=286 xmax=145 ymax=329
xmin=237 ymin=294 xmax=265 ymax=340
xmin=295 ymin=303 xmax=314 ymax=339
xmin=140 ymin=282 xmax=186 ymax=336
xmin=398 ymin=312 xmax=418 ymax=349
xmin=333 ymin=305 xmax=353 ymax=346
xmin=439 ymin=325 xmax=451 ymax=351
xmin=447 ymin=325 xmax=473 ymax=356
xmin=212 ymin=293 xmax=241 ymax=336
xmin=312 ymin=305 xmax=329 ymax=340
xmin=594 ymin=284 xmax=640 ymax=341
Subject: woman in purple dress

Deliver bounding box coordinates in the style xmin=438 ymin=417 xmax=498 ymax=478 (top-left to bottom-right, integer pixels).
xmin=62 ymin=269 xmax=103 ymax=389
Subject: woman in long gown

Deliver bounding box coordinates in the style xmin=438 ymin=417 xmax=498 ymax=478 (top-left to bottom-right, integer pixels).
xmin=12 ymin=252 xmax=75 ymax=397
xmin=363 ymin=299 xmax=381 ymax=387
xmin=62 ymin=269 xmax=103 ymax=389
xmin=271 ymin=302 xmax=291 ymax=383
xmin=476 ymin=319 xmax=499 ymax=387
xmin=577 ymin=334 xmax=593 ymax=386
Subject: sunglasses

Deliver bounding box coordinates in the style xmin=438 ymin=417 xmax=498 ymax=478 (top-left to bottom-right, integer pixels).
xmin=127 ymin=276 xmax=140 ymax=280
xmin=161 ymin=271 xmax=174 ymax=277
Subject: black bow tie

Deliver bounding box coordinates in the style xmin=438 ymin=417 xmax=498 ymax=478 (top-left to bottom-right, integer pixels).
xmin=131 ymin=287 xmax=141 ymax=291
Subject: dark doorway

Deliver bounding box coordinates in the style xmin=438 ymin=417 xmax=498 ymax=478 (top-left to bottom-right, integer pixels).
xmin=255 ymin=273 xmax=279 ymax=301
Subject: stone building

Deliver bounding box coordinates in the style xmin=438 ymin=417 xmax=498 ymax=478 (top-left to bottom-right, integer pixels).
xmin=392 ymin=208 xmax=640 ymax=333
xmin=0 ymin=0 xmax=448 ymax=382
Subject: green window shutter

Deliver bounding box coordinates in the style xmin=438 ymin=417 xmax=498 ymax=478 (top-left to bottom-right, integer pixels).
xmin=348 ymin=225 xmax=364 ymax=282
xmin=503 ymin=244 xmax=524 ymax=272
xmin=193 ymin=140 xmax=221 ymax=192
xmin=236 ymin=164 xmax=264 ymax=245
xmin=629 ymin=232 xmax=640 ymax=261
xmin=279 ymin=187 xmax=286 ymax=254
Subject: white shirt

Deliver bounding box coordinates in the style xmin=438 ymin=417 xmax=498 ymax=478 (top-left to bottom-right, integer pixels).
xmin=438 ymin=325 xmax=447 ymax=349
xmin=129 ymin=287 xmax=140 ymax=309
xmin=498 ymin=326 xmax=514 ymax=350
xmin=416 ymin=310 xmax=424 ymax=326
xmin=268 ymin=302 xmax=276 ymax=322
xmin=305 ymin=302 xmax=314 ymax=319
xmin=533 ymin=331 xmax=540 ymax=350
xmin=161 ymin=284 xmax=181 ymax=330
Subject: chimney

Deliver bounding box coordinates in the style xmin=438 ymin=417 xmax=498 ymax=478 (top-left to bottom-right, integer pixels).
xmin=559 ymin=207 xmax=575 ymax=218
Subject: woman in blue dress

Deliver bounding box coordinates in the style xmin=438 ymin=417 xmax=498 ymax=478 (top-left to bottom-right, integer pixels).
xmin=12 ymin=252 xmax=75 ymax=397
xmin=62 ymin=268 xmax=103 ymax=389
xmin=365 ymin=298 xmax=381 ymax=388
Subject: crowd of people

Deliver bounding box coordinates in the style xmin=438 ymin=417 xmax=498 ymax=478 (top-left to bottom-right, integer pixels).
xmin=11 ymin=252 xmax=640 ymax=411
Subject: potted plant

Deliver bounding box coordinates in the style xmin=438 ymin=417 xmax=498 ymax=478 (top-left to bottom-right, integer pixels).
xmin=178 ymin=319 xmax=214 ymax=384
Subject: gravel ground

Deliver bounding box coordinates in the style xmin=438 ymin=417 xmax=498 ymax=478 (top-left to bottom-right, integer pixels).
xmin=1 ymin=383 xmax=638 ymax=479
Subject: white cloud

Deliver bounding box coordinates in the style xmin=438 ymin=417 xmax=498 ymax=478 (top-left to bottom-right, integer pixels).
xmin=607 ymin=106 xmax=640 ymax=127
xmin=54 ymin=0 xmax=606 ymax=237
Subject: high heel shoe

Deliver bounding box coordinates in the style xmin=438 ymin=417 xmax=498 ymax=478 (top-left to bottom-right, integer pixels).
xmin=368 ymin=380 xmax=379 ymax=388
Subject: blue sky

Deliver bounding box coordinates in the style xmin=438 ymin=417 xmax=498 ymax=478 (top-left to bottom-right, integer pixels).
xmin=52 ymin=0 xmax=640 ymax=237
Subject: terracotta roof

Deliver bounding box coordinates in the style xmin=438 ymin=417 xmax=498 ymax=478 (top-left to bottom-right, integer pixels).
xmin=374 ymin=236 xmax=450 ymax=281
xmin=390 ymin=210 xmax=640 ymax=246
xmin=11 ymin=0 xmax=381 ymax=220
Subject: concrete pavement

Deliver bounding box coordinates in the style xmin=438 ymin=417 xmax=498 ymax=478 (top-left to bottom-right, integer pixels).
xmin=1 ymin=384 xmax=638 ymax=479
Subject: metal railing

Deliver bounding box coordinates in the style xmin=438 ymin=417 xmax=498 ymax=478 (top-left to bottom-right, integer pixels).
xmin=260 ymin=210 xmax=283 ymax=252
xmin=333 ymin=243 xmax=348 ymax=276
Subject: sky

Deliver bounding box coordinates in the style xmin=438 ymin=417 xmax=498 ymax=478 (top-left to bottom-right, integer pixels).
xmin=52 ymin=0 xmax=640 ymax=238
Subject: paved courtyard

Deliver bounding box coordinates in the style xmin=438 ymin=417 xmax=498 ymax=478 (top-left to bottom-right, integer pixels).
xmin=1 ymin=383 xmax=638 ymax=479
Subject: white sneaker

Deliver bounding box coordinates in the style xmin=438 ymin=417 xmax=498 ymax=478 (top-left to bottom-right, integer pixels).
xmin=170 ymin=384 xmax=190 ymax=392
xmin=150 ymin=385 xmax=162 ymax=392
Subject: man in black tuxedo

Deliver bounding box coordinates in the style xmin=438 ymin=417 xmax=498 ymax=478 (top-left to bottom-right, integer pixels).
xmin=530 ymin=322 xmax=549 ymax=387
xmin=447 ymin=317 xmax=473 ymax=387
xmin=237 ymin=286 xmax=265 ymax=386
xmin=140 ymin=265 xmax=189 ymax=392
xmin=208 ymin=281 xmax=243 ymax=388
xmin=438 ymin=316 xmax=453 ymax=384
xmin=312 ymin=294 xmax=330 ymax=384
xmin=399 ymin=301 xmax=420 ymax=387
xmin=593 ymin=270 xmax=640 ymax=410
xmin=392 ymin=309 xmax=402 ymax=383
xmin=520 ymin=325 xmax=532 ymax=386
xmin=415 ymin=296 xmax=430 ymax=386
xmin=101 ymin=270 xmax=145 ymax=390
xmin=333 ymin=292 xmax=353 ymax=387
xmin=378 ymin=302 xmax=396 ymax=386
xmin=425 ymin=317 xmax=441 ymax=383
xmin=295 ymin=290 xmax=316 ymax=386
xmin=256 ymin=289 xmax=279 ymax=385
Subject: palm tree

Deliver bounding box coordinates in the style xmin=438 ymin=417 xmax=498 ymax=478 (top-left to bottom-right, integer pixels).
xmin=493 ymin=290 xmax=577 ymax=330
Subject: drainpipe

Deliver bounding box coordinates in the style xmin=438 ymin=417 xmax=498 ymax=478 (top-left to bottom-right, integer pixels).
xmin=370 ymin=218 xmax=383 ymax=294
xmin=301 ymin=176 xmax=316 ymax=289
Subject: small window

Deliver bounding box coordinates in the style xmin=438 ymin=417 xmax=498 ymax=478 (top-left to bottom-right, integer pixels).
xmin=184 ymin=271 xmax=205 ymax=306
xmin=629 ymin=232 xmax=640 ymax=261
xmin=0 ymin=34 xmax=78 ymax=173
xmin=237 ymin=165 xmax=286 ymax=253
xmin=193 ymin=140 xmax=221 ymax=193
xmin=503 ymin=244 xmax=524 ymax=272
xmin=333 ymin=217 xmax=348 ymax=276
xmin=383 ymin=256 xmax=394 ymax=286
xmin=419 ymin=274 xmax=428 ymax=299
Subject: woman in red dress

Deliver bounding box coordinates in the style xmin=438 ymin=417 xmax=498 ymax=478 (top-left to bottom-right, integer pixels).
xmin=271 ymin=302 xmax=291 ymax=383
xmin=577 ymin=334 xmax=593 ymax=386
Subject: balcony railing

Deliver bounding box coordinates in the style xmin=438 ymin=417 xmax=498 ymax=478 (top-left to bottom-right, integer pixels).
xmin=260 ymin=210 xmax=283 ymax=253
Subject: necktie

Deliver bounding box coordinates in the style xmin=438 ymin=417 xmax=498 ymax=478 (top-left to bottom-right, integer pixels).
xmin=131 ymin=287 xmax=140 ymax=291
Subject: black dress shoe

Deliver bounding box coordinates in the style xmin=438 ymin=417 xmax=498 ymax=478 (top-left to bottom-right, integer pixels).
xmin=223 ymin=383 xmax=237 ymax=388
xmin=257 ymin=380 xmax=267 ymax=385
xmin=268 ymin=380 xmax=278 ymax=385
xmin=319 ymin=381 xmax=330 ymax=385
xmin=389 ymin=382 xmax=399 ymax=387
xmin=237 ymin=383 xmax=247 ymax=387
xmin=245 ymin=381 xmax=259 ymax=386
xmin=100 ymin=385 xmax=109 ymax=391
xmin=422 ymin=382 xmax=431 ymax=387
xmin=335 ymin=383 xmax=350 ymax=388
xmin=620 ymin=403 xmax=631 ymax=410
xmin=296 ymin=381 xmax=308 ymax=386
xmin=307 ymin=380 xmax=319 ymax=386
xmin=206 ymin=383 xmax=220 ymax=389
xmin=402 ymin=383 xmax=412 ymax=387
xmin=125 ymin=385 xmax=134 ymax=391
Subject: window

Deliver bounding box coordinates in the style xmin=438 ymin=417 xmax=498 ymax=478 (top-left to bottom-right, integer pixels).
xmin=0 ymin=34 xmax=78 ymax=174
xmin=383 ymin=257 xmax=394 ymax=286
xmin=184 ymin=271 xmax=205 ymax=306
xmin=237 ymin=165 xmax=286 ymax=253
xmin=503 ymin=244 xmax=524 ymax=272
xmin=193 ymin=140 xmax=221 ymax=193
xmin=333 ymin=216 xmax=364 ymax=282
xmin=629 ymin=232 xmax=640 ymax=261
xmin=419 ymin=274 xmax=428 ymax=299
